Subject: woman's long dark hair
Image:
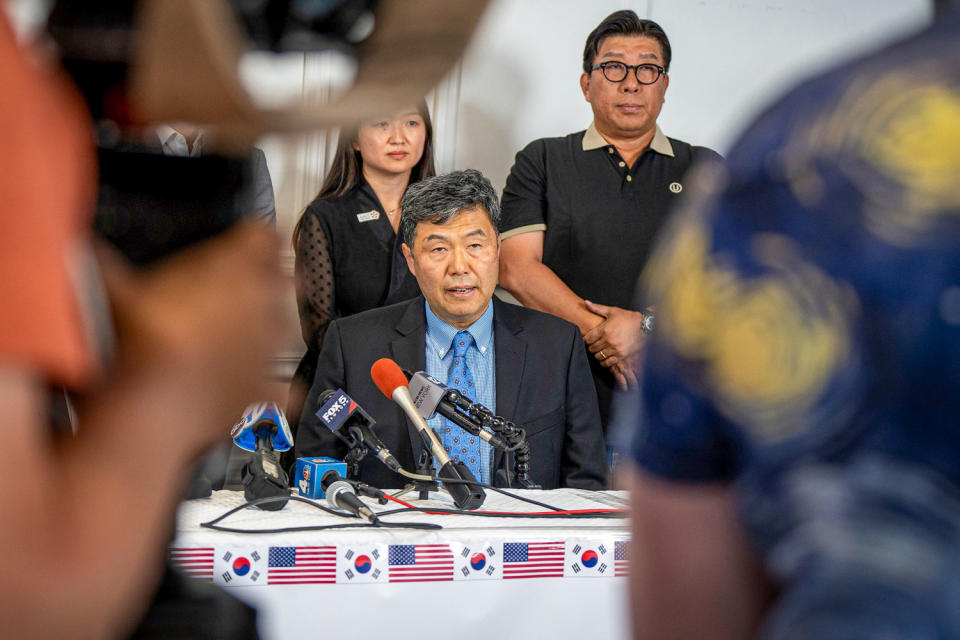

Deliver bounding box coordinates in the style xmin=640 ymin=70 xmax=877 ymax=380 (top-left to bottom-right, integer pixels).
xmin=292 ymin=99 xmax=436 ymax=247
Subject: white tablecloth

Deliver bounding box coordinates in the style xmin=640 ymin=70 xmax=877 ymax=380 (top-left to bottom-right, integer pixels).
xmin=173 ymin=489 xmax=631 ymax=639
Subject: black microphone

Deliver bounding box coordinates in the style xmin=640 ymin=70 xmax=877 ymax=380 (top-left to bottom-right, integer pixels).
xmin=231 ymin=404 xmax=292 ymax=510
xmin=320 ymin=469 xmax=379 ymax=524
xmin=315 ymin=389 xmax=402 ymax=473
xmin=408 ymin=372 xmax=510 ymax=449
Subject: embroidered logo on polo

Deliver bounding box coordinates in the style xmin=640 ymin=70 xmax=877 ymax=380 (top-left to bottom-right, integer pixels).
xmin=669 ymin=182 xmax=683 ymax=194
xmin=356 ymin=210 xmax=380 ymax=223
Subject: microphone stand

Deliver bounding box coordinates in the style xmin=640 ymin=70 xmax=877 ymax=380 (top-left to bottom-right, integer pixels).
xmin=336 ymin=419 xmax=445 ymax=504
xmin=440 ymin=390 xmax=540 ymax=490
xmin=338 ymin=427 xmax=368 ymax=479
xmin=392 ymin=450 xmax=440 ymax=502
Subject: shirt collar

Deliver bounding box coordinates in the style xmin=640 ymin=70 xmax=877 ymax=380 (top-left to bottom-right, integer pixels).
xmin=581 ymin=121 xmax=675 ymax=157
xmin=424 ymin=300 xmax=494 ymax=358
xmin=156 ymin=125 xmax=205 ymax=157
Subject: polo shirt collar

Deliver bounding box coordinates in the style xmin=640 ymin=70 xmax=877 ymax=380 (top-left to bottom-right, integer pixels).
xmin=581 ymin=121 xmax=675 ymax=157
xmin=424 ymin=299 xmax=494 ymax=359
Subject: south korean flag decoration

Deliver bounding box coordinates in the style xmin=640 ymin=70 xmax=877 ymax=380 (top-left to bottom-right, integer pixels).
xmin=214 ymin=547 xmax=269 ymax=586
xmin=451 ymin=542 xmax=502 ymax=581
xmin=338 ymin=545 xmax=388 ymax=584
xmin=565 ymin=540 xmax=613 ymax=578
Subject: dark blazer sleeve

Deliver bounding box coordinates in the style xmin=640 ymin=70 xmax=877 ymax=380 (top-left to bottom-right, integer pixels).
xmin=295 ymin=318 xmax=349 ymax=461
xmin=560 ymin=324 xmax=607 ymax=490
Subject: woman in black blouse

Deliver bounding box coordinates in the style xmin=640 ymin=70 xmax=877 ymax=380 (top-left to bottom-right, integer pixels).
xmin=288 ymin=101 xmax=435 ymax=430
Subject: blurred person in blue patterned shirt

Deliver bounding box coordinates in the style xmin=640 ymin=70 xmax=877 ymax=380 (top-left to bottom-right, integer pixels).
xmin=625 ymin=4 xmax=960 ymax=639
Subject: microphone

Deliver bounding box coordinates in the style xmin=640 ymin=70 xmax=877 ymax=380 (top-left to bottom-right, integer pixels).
xmin=370 ymin=358 xmax=485 ymax=510
xmin=315 ymin=389 xmax=401 ymax=472
xmin=321 ymin=469 xmax=379 ymax=524
xmin=408 ymin=371 xmax=510 ymax=449
xmin=230 ymin=403 xmax=292 ymax=510
xmin=370 ymin=359 xmax=449 ymax=466
xmin=231 ymin=402 xmax=294 ymax=452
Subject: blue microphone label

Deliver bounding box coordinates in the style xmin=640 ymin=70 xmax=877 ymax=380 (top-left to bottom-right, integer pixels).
xmin=317 ymin=389 xmax=357 ymax=432
xmin=295 ymin=457 xmax=346 ymax=499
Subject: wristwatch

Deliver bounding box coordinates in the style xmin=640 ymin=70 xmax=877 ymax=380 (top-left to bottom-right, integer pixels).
xmin=640 ymin=311 xmax=655 ymax=334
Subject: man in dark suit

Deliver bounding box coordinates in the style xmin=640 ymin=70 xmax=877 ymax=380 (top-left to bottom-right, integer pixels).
xmin=296 ymin=169 xmax=606 ymax=490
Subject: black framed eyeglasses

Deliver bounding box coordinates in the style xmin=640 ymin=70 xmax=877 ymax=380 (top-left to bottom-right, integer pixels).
xmin=591 ymin=61 xmax=665 ymax=85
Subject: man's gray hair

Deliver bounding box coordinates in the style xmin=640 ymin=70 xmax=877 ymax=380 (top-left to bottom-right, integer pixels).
xmin=399 ymin=169 xmax=501 ymax=247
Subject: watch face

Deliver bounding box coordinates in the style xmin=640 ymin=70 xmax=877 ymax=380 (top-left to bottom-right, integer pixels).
xmin=641 ymin=313 xmax=655 ymax=333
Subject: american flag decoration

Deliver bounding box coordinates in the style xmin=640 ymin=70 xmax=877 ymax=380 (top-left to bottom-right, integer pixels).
xmin=614 ymin=540 xmax=629 ymax=577
xmin=169 ymin=547 xmax=214 ymax=581
xmin=502 ymin=542 xmax=565 ymax=579
xmin=268 ymin=546 xmax=337 ymax=584
xmin=388 ymin=544 xmax=454 ymax=582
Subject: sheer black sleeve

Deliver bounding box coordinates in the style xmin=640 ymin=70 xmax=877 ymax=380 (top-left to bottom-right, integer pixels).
xmin=294 ymin=210 xmax=335 ymax=352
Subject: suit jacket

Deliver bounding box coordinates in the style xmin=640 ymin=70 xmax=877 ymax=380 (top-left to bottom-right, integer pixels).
xmin=296 ymin=296 xmax=606 ymax=490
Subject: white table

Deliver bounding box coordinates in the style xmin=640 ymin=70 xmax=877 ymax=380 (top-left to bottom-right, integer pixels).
xmin=173 ymin=489 xmax=632 ymax=639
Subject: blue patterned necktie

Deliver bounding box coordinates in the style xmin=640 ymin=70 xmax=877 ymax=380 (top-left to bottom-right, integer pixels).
xmin=443 ymin=330 xmax=482 ymax=481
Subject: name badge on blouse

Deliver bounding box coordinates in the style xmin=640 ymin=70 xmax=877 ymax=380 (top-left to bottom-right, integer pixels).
xmin=356 ymin=210 xmax=380 ymax=223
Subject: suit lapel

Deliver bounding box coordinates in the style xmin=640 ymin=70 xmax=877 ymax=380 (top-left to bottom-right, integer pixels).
xmin=492 ymin=298 xmax=526 ymax=475
xmin=389 ymin=298 xmax=429 ymax=460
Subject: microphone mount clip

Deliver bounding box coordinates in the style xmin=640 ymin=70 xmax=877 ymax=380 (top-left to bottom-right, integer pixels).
xmin=441 ymin=390 xmax=540 ymax=490
xmin=340 ymin=426 xmax=369 ymax=478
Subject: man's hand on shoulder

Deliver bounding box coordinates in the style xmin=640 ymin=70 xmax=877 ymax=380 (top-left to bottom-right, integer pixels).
xmin=582 ymin=300 xmax=647 ymax=390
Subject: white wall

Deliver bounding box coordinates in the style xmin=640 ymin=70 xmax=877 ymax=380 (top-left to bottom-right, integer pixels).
xmin=3 ymin=0 xmax=932 ymax=231
xmin=453 ymin=0 xmax=932 ymax=193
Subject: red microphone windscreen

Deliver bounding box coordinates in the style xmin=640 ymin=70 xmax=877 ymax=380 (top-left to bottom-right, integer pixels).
xmin=371 ymin=358 xmax=408 ymax=399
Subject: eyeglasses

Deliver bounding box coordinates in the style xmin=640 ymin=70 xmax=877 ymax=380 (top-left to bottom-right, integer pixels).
xmin=590 ymin=61 xmax=665 ymax=85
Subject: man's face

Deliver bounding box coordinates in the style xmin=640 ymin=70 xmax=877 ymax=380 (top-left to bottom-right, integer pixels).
xmin=402 ymin=206 xmax=500 ymax=330
xmin=580 ymin=35 xmax=669 ymax=140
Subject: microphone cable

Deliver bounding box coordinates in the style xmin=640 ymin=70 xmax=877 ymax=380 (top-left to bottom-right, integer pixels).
xmin=199 ymin=495 xmax=441 ymax=534
xmin=376 ymin=501 xmax=624 ymax=520
xmin=198 ymin=483 xmax=622 ymax=533
xmin=380 ymin=476 xmax=626 ymax=518
xmin=397 ymin=467 xmax=435 ymax=482
xmin=396 ymin=466 xmax=618 ymax=513
xmin=397 ymin=475 xmax=565 ymax=511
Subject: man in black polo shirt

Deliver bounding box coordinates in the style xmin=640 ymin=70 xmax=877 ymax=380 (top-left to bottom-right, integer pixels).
xmin=498 ymin=10 xmax=720 ymax=433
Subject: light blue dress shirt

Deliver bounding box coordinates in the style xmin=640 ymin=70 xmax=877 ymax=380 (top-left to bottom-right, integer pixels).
xmin=424 ymin=300 xmax=495 ymax=484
